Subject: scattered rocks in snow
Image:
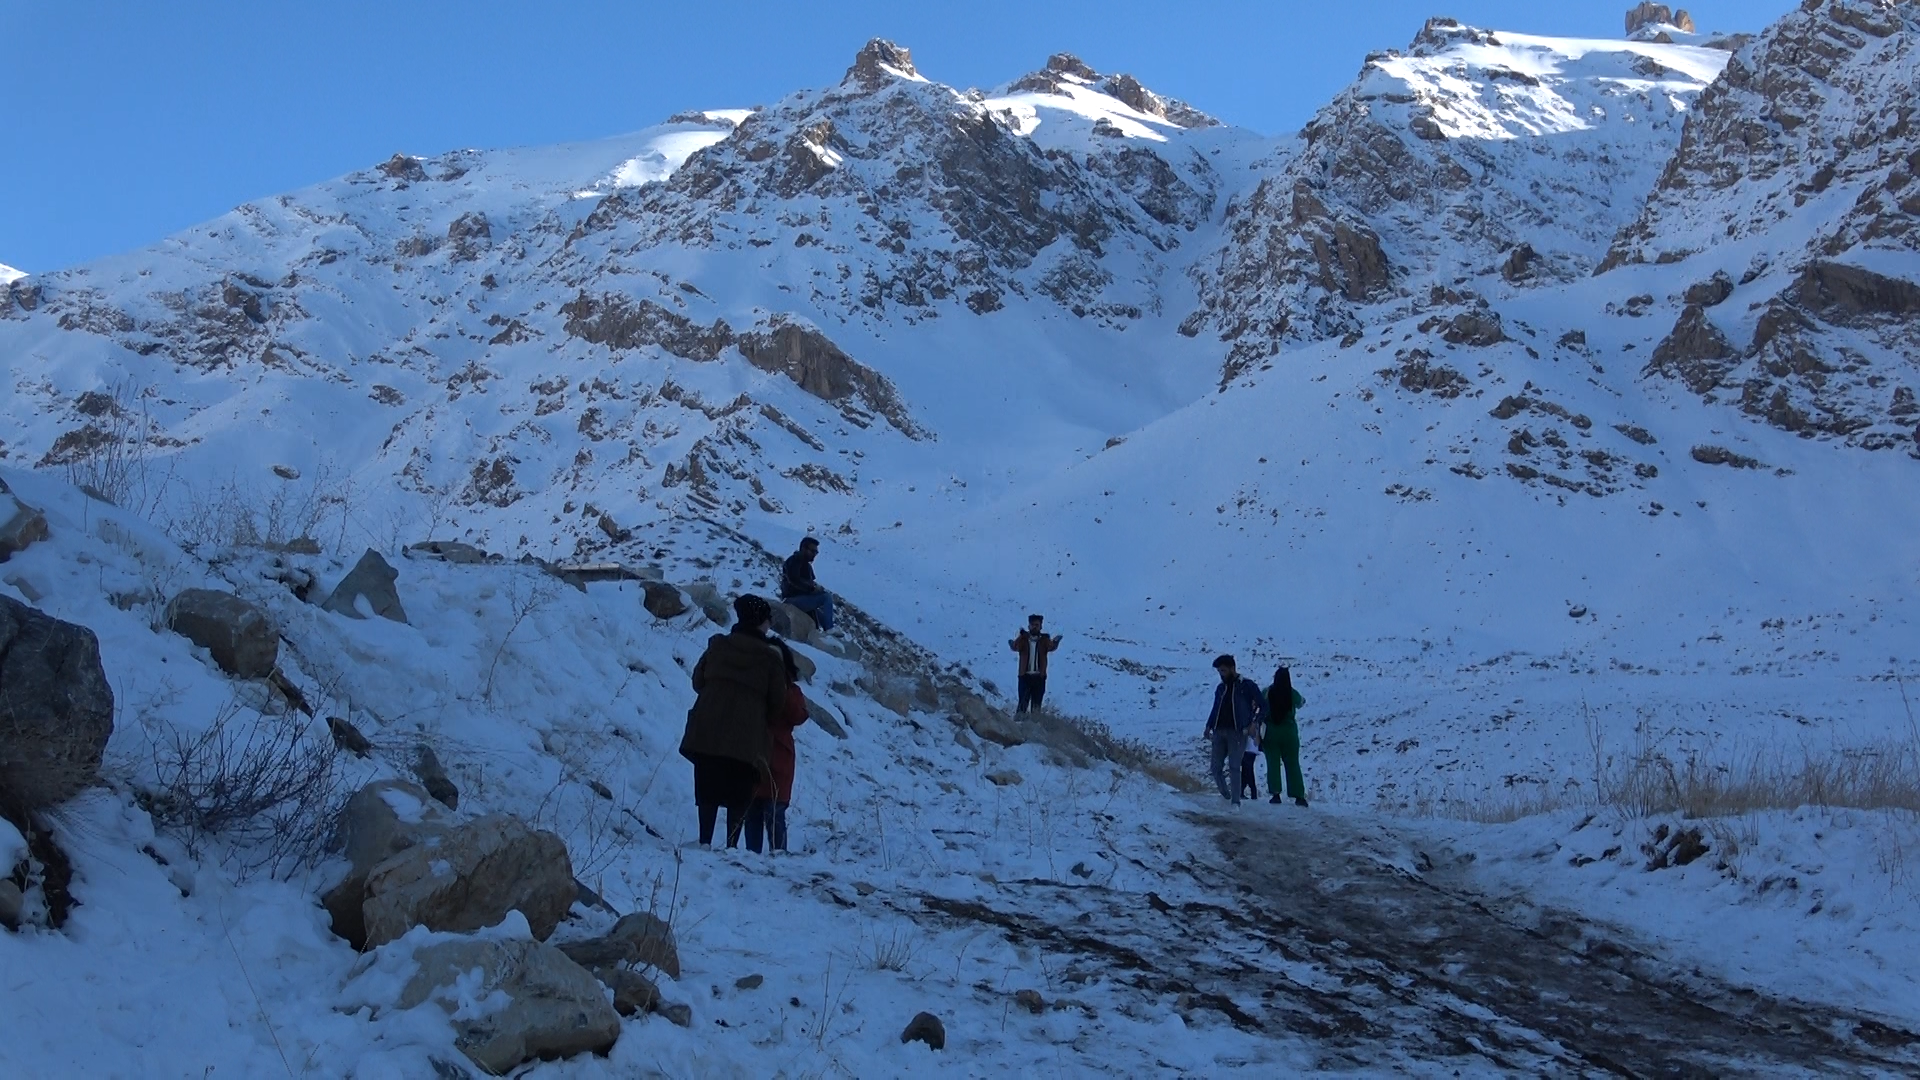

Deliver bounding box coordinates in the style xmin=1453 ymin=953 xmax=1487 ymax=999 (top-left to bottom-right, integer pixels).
xmin=164 ymin=588 xmax=279 ymax=679
xmin=555 ymin=910 xmax=681 ymax=978
xmin=1689 ymin=445 xmax=1764 ymax=470
xmin=900 ymin=1011 xmax=946 ymax=1050
xmin=735 ymin=974 xmax=765 ymax=990
xmin=0 ymin=594 xmax=115 ymax=812
xmin=1643 ymin=823 xmax=1709 ymax=870
xmin=389 ymin=932 xmax=621 ymax=1073
xmin=1013 ymin=988 xmax=1048 ymax=1014
xmin=986 ymin=768 xmax=1024 ymax=786
xmin=376 ymin=153 xmax=428 ymax=183
xmin=322 ymin=548 xmax=410 ymax=624
xmin=0 ymin=482 xmax=49 ymax=563
xmin=1439 ymin=308 xmax=1507 ymax=347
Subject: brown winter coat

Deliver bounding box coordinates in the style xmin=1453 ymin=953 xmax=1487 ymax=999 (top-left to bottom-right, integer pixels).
xmin=754 ymin=683 xmax=810 ymax=802
xmin=680 ymin=630 xmax=788 ymax=774
xmin=1009 ymin=630 xmax=1062 ymax=677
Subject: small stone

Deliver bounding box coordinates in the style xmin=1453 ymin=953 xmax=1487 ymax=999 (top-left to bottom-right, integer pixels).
xmin=590 ymin=966 xmax=660 ymax=1017
xmin=413 ymin=745 xmax=459 ymax=809
xmin=1013 ymin=989 xmax=1047 ymax=1014
xmin=901 ymin=1011 xmax=945 ymax=1050
xmin=985 ymin=769 xmax=1023 ymax=787
xmin=654 ymin=1001 xmax=693 ymax=1027
xmin=1568 ymin=605 xmax=1589 ymax=619
xmin=327 ymin=715 xmax=373 ymax=757
xmin=851 ymin=881 xmax=876 ymax=897
xmin=735 ymin=974 xmax=765 ymax=991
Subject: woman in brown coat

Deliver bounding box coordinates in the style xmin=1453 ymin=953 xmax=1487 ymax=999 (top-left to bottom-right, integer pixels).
xmin=681 ymin=594 xmax=788 ymax=847
xmin=747 ymin=642 xmax=809 ymax=854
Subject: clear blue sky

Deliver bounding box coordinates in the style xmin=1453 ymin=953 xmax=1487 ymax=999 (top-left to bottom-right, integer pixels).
xmin=0 ymin=0 xmax=1793 ymax=274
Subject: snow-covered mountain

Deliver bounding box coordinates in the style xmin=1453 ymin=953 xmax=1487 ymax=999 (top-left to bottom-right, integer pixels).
xmin=0 ymin=263 xmax=23 ymax=285
xmin=1 ymin=3 xmax=1916 ymax=796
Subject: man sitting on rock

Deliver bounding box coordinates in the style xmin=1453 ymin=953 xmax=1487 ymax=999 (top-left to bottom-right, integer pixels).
xmin=779 ymin=536 xmax=835 ymax=632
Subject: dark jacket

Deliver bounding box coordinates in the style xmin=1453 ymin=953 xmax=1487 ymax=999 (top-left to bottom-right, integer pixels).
xmin=1009 ymin=630 xmax=1062 ymax=677
xmin=754 ymin=683 xmax=809 ymax=802
xmin=780 ymin=552 xmax=821 ymax=599
xmin=681 ymin=629 xmax=788 ymax=772
xmin=1206 ymin=676 xmax=1268 ymax=734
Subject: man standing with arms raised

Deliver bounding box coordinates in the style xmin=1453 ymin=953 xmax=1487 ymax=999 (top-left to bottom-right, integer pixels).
xmin=1009 ymin=613 xmax=1063 ymax=715
xmin=1203 ymin=654 xmax=1267 ymax=806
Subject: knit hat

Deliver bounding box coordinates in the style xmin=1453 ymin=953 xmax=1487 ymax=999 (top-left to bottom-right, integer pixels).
xmin=733 ymin=594 xmax=773 ymax=628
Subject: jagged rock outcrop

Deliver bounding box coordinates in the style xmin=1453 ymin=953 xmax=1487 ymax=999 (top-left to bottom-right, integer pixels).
xmin=1006 ymin=53 xmax=1220 ymax=130
xmin=1648 ymin=305 xmax=1739 ymax=394
xmin=0 ymin=595 xmax=114 ymax=812
xmin=1608 ymin=1 xmax=1920 ymax=445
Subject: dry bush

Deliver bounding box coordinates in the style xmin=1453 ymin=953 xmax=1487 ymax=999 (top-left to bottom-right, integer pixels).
xmin=1598 ymin=740 xmax=1920 ymax=819
xmin=58 ymin=380 xmax=172 ymax=518
xmin=164 ymin=464 xmax=355 ymax=553
xmin=1049 ymin=710 xmax=1209 ymax=794
xmin=142 ymin=697 xmax=348 ymax=878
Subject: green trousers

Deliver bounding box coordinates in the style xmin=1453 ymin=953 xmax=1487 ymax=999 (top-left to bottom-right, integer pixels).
xmin=1265 ymin=721 xmax=1304 ymax=800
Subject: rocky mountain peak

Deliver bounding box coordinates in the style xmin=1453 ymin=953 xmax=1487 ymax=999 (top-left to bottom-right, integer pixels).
xmin=1408 ymin=17 xmax=1501 ymax=56
xmin=1045 ymin=53 xmax=1099 ymax=81
xmin=1627 ymin=3 xmax=1697 ymax=37
xmin=0 ymin=263 xmax=24 ymax=286
xmin=845 ymin=39 xmax=920 ymax=90
xmin=1004 ymin=55 xmax=1219 ymax=129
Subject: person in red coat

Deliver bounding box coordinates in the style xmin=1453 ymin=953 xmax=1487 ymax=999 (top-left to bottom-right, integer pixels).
xmin=747 ymin=642 xmax=809 ymax=853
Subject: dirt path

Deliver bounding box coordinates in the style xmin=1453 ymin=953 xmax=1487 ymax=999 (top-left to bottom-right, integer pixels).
xmin=906 ymin=800 xmax=1920 ymax=1076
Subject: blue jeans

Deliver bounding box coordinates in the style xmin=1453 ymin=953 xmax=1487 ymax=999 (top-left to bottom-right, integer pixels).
xmin=745 ymin=799 xmax=788 ymax=852
xmin=1209 ymin=729 xmax=1243 ymax=804
xmin=786 ymin=591 xmax=834 ymax=632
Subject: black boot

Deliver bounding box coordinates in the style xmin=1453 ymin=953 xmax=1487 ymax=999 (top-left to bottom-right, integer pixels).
xmin=1293 ymin=797 xmax=1309 ymax=807
xmin=1268 ymin=794 xmax=1282 ymax=804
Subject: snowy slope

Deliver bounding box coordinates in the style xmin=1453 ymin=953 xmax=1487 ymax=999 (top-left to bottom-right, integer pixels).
xmin=0 ymin=263 xmax=22 ymax=285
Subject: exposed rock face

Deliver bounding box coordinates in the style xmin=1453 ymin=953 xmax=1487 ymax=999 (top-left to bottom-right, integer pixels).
xmin=845 ymin=39 xmax=919 ymax=91
xmin=322 ymin=549 xmax=409 ymax=623
xmin=164 ymin=588 xmax=279 ymax=679
xmin=392 ymin=934 xmax=621 ymax=1073
xmin=1627 ymin=4 xmax=1691 ymax=36
xmin=1193 ymin=15 xmax=1719 ymax=375
xmin=1606 ymin=1 xmax=1920 ymax=446
xmin=1682 ymin=270 xmax=1735 ymax=307
xmin=1648 ymin=305 xmax=1738 ymax=393
xmin=0 ymin=595 xmax=114 ymax=812
xmin=1006 ymin=53 xmax=1221 ymax=130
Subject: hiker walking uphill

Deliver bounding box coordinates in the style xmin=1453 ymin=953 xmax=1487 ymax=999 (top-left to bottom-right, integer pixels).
xmin=1266 ymin=665 xmax=1308 ymax=807
xmin=1203 ymin=654 xmax=1267 ymax=805
xmin=681 ymin=595 xmax=787 ymax=848
xmin=779 ymin=537 xmax=835 ymax=632
xmin=1009 ymin=614 xmax=1063 ymax=714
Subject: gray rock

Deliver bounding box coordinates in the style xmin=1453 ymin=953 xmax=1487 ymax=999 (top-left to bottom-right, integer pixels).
xmin=404 ymin=540 xmax=491 ymax=565
xmin=654 ymin=1001 xmax=693 ymax=1027
xmin=683 ymin=581 xmax=731 ymax=625
xmin=1013 ymin=988 xmax=1047 ymax=1014
xmin=0 ymin=878 xmax=21 ymax=930
xmin=985 ymin=769 xmax=1023 ymax=787
xmin=641 ymin=581 xmax=688 ymax=619
xmin=396 ymin=936 xmax=620 ymax=1074
xmin=901 ymin=1011 xmax=945 ymax=1050
xmin=361 ymin=814 xmax=575 ymax=949
xmin=323 ymin=780 xmax=454 ymax=947
xmin=1648 ymin=305 xmax=1737 ymax=394
xmin=0 ymin=487 xmax=49 ymax=563
xmin=805 ymin=697 xmax=848 ymax=740
xmin=770 ymin=601 xmax=816 ymax=642
xmin=413 ymin=745 xmax=459 ymax=809
xmin=322 ymin=549 xmax=409 ymax=624
xmin=327 ymin=715 xmax=373 ymax=757
xmin=735 ymin=974 xmax=765 ymax=990
xmin=164 ymin=588 xmax=279 ymax=679
xmin=555 ymin=910 xmax=680 ymax=978
xmin=1682 ymin=270 xmax=1734 ymax=308
xmin=0 ymin=594 xmax=115 ymax=811
xmin=579 ymin=964 xmax=659 ymax=1017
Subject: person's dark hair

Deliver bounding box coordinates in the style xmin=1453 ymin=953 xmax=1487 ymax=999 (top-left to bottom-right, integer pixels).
xmin=799 ymin=536 xmax=820 ymax=550
xmin=733 ymin=594 xmax=773 ymax=629
xmin=1028 ymin=614 xmax=1043 ymax=623
xmin=1272 ymin=665 xmax=1293 ymax=701
xmin=1212 ymin=654 xmax=1235 ymax=670
xmin=776 ymin=640 xmax=800 ymax=682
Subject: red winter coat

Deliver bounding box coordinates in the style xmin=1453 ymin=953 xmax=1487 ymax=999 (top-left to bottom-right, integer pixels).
xmin=754 ymin=683 xmax=809 ymax=802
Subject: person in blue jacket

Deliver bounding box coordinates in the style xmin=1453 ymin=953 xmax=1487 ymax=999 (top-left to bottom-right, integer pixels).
xmin=1203 ymin=654 xmax=1267 ymax=805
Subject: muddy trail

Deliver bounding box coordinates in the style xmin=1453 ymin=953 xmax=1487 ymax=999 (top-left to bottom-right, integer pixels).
xmin=902 ymin=802 xmax=1920 ymax=1077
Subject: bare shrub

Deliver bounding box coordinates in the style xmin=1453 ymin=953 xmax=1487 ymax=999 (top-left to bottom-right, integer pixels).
xmin=859 ymin=924 xmax=920 ymax=973
xmin=481 ymin=570 xmax=562 ymax=701
xmin=1049 ymin=710 xmax=1209 ymax=794
xmin=1600 ymin=740 xmax=1920 ymax=819
xmin=164 ymin=464 xmax=355 ymax=553
xmin=58 ymin=380 xmax=172 ymax=518
xmin=143 ymin=698 xmax=348 ymax=878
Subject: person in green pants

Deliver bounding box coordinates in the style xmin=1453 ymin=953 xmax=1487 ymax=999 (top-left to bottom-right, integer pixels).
xmin=1264 ymin=665 xmax=1307 ymax=806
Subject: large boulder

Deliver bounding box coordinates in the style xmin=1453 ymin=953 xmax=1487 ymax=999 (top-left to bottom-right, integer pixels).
xmin=0 ymin=483 xmax=49 ymax=563
xmin=682 ymin=581 xmax=731 ymax=625
xmin=322 ymin=548 xmax=409 ymax=623
xmin=323 ymin=781 xmax=576 ymax=949
xmin=387 ymin=932 xmax=621 ymax=1074
xmin=640 ymin=581 xmax=688 ymax=619
xmin=361 ymin=813 xmax=575 ymax=949
xmin=0 ymin=595 xmax=114 ymax=812
xmin=164 ymin=588 xmax=278 ymax=679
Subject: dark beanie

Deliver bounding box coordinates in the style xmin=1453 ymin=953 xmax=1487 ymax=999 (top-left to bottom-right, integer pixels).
xmin=1212 ymin=654 xmax=1236 ymax=670
xmin=734 ymin=594 xmax=772 ymax=628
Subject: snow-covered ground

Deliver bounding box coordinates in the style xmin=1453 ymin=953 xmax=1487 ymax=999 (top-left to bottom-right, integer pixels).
xmin=3 ymin=4 xmax=1919 ymax=1073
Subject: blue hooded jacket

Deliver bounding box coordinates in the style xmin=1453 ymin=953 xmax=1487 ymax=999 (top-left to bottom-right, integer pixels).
xmin=1207 ymin=676 xmax=1268 ymax=734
